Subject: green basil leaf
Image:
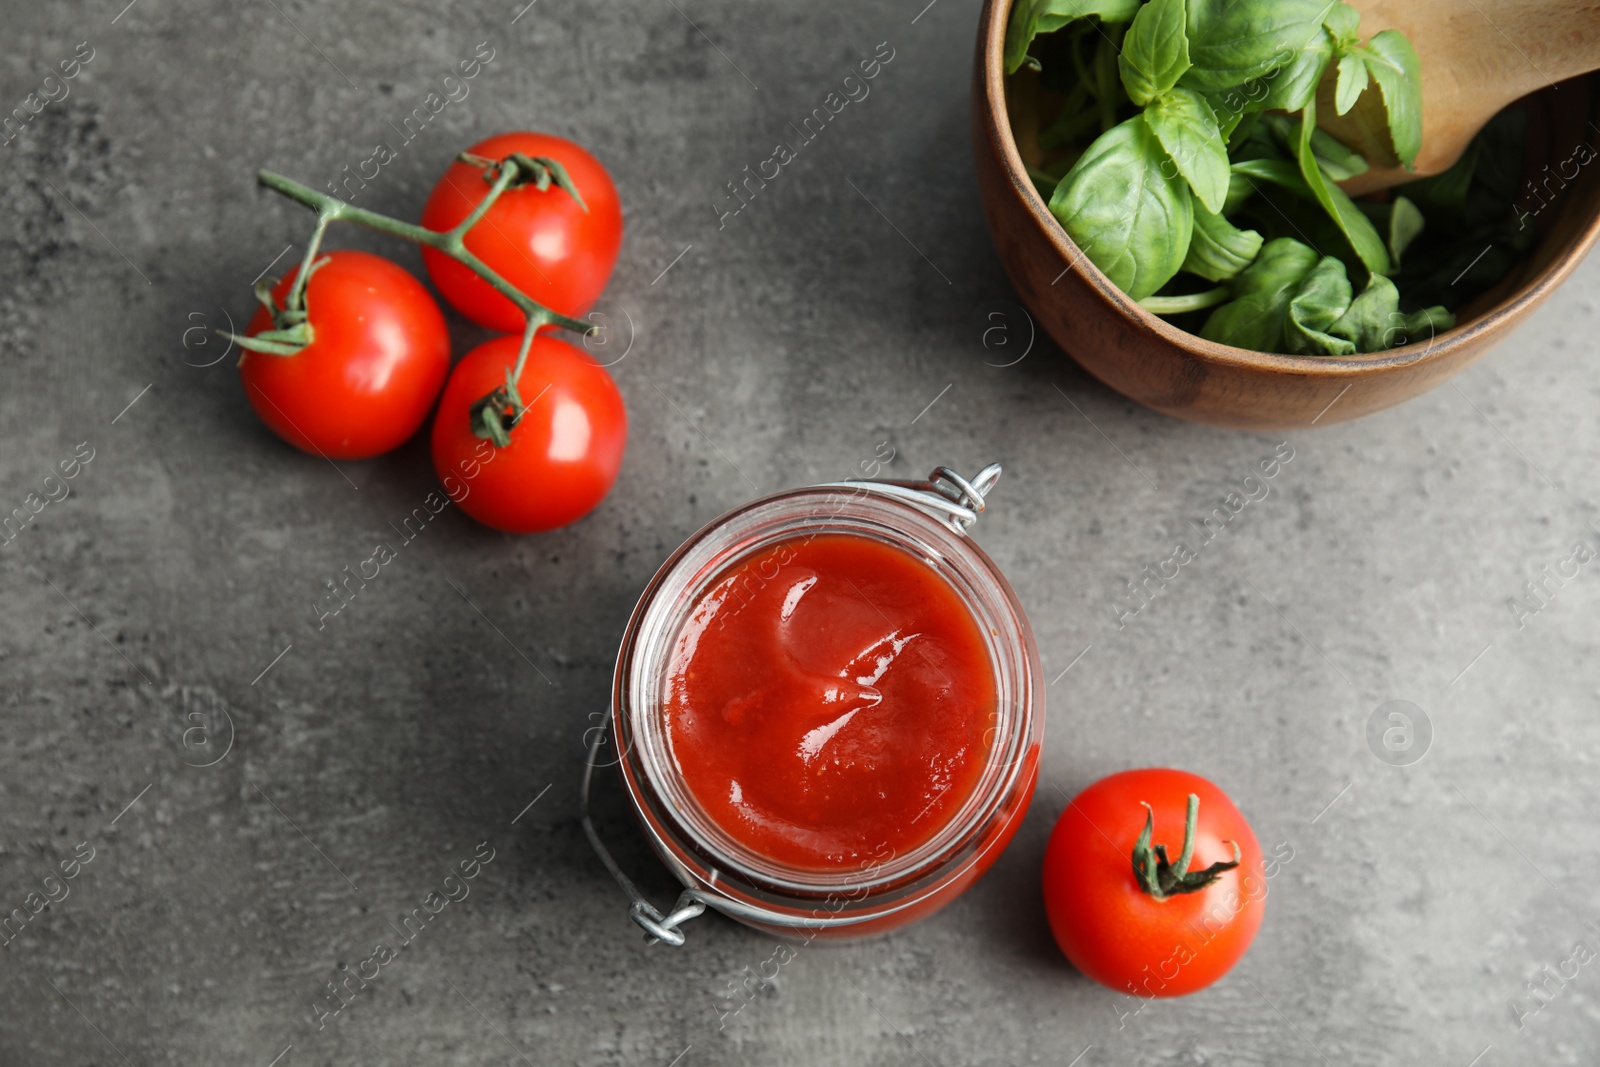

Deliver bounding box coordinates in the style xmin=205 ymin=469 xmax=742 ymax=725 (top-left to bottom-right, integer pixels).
xmin=1328 ymin=273 xmax=1401 ymax=351
xmin=1205 ymin=91 xmax=1247 ymax=140
xmin=1468 ymin=107 xmax=1531 ymax=205
xmin=1296 ymin=101 xmax=1391 ymax=274
xmin=1260 ymin=113 xmax=1365 ymax=178
xmin=1363 ymin=30 xmax=1423 ymax=168
xmin=1334 ymin=52 xmax=1368 ymax=115
xmin=1180 ymin=0 xmax=1334 ymax=93
xmin=1231 ymin=156 xmax=1307 ymax=188
xmin=1145 ymin=87 xmax=1230 ymax=213
xmin=1395 ymin=142 xmax=1475 ymax=225
xmin=1118 ymin=0 xmax=1191 ymax=105
xmin=1223 ymin=169 xmax=1256 ymax=214
xmin=1049 ymin=114 xmax=1195 ymax=300
xmin=1310 ymin=126 xmax=1368 ymax=180
xmin=1183 ymin=205 xmax=1265 ymax=281
xmin=1387 ymin=195 xmax=1424 ymax=267
xmin=1284 ymin=255 xmax=1356 ymax=355
xmin=1256 ymin=27 xmax=1332 ymax=112
xmin=1227 ymin=110 xmax=1262 ymax=153
xmin=1004 ymin=0 xmax=1143 ymax=75
xmin=1323 ymin=2 xmax=1360 ymax=42
xmin=1201 ymin=237 xmax=1320 ymax=350
xmin=1400 ymin=306 xmax=1455 ymax=341
xmin=1215 ymin=106 xmax=1245 ymax=142
xmin=1233 ymin=116 xmax=1289 ymax=164
xmin=1233 ymin=150 xmax=1381 ymax=275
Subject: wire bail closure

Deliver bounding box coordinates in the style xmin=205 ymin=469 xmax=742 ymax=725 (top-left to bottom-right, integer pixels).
xmin=819 ymin=462 xmax=1003 ymax=532
xmin=580 ymin=463 xmax=1004 ymax=946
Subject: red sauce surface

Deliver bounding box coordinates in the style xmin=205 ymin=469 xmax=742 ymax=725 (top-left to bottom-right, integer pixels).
xmin=663 ymin=533 xmax=996 ymax=871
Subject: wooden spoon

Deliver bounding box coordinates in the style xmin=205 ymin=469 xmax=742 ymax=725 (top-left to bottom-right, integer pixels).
xmin=1326 ymin=0 xmax=1600 ymax=194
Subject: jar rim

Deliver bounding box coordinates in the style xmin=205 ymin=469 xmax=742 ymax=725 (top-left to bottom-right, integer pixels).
xmin=612 ymin=481 xmax=1042 ymax=908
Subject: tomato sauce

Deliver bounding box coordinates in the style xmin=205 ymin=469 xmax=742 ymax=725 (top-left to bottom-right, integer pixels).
xmin=663 ymin=533 xmax=996 ymax=871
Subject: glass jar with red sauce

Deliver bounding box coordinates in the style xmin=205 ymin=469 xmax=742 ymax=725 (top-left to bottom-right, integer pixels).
xmin=588 ymin=465 xmax=1042 ymax=943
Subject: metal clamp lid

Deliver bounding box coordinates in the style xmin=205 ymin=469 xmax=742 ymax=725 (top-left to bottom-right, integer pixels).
xmin=582 ymin=463 xmax=1004 ymax=946
xmin=816 ymin=462 xmax=1003 ymax=532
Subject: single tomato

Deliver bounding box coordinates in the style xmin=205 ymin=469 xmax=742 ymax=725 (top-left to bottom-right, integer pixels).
xmin=240 ymin=250 xmax=450 ymax=460
xmin=431 ymin=335 xmax=626 ymax=533
xmin=1042 ymin=769 xmax=1264 ymax=998
xmin=420 ymin=131 xmax=623 ymax=333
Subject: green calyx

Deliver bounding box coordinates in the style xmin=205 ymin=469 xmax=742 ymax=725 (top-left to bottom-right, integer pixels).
xmin=217 ymin=257 xmax=331 ymax=359
xmin=469 ymin=367 xmax=532 ymax=448
xmin=459 ymin=151 xmax=589 ymax=213
xmin=1131 ymin=794 xmax=1241 ymax=901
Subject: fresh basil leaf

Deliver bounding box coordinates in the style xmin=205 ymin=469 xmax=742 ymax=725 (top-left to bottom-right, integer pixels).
xmin=1038 ymin=0 xmax=1141 ymax=32
xmin=1226 ymin=110 xmax=1261 ymax=153
xmin=1180 ymin=0 xmax=1333 ymax=93
xmin=1296 ymin=101 xmax=1391 ymax=275
xmin=1209 ymin=97 xmax=1248 ymax=139
xmin=1323 ymin=1 xmax=1360 ymax=42
xmin=1119 ymin=0 xmax=1191 ymax=105
xmin=1363 ymin=30 xmax=1423 ymax=168
xmin=1261 ymin=113 xmax=1366 ymax=179
xmin=1004 ymin=0 xmax=1143 ymax=75
xmin=1049 ymin=114 xmax=1195 ymax=300
xmin=1200 ymin=237 xmax=1320 ymax=350
xmin=1310 ymin=127 xmax=1368 ymax=180
xmin=1390 ymin=111 xmax=1530 ymax=310
xmin=1284 ymin=255 xmax=1356 ymax=355
xmin=1183 ymin=205 xmax=1265 ymax=281
xmin=1397 ymin=142 xmax=1476 ymax=226
xmin=1233 ymin=150 xmax=1380 ymax=275
xmin=1205 ymin=91 xmax=1248 ymax=140
xmin=1466 ymin=106 xmax=1529 ymax=207
xmin=1231 ymin=156 xmax=1306 ymax=188
xmin=1232 ymin=119 xmax=1287 ymax=168
xmin=1223 ymin=169 xmax=1256 ymax=213
xmin=1334 ymin=52 xmax=1369 ymax=115
xmin=1256 ymin=27 xmax=1332 ymax=113
xmin=1038 ymin=78 xmax=1105 ymax=151
xmin=1328 ymin=273 xmax=1401 ymax=351
xmin=1400 ymin=306 xmax=1455 ymax=341
xmin=1387 ymin=195 xmax=1424 ymax=267
xmin=1145 ymin=87 xmax=1230 ymax=213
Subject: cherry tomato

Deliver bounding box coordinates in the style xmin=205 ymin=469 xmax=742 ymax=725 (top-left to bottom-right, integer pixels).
xmin=1042 ymin=769 xmax=1264 ymax=998
xmin=420 ymin=132 xmax=623 ymax=333
xmin=240 ymin=250 xmax=450 ymax=460
xmin=430 ymin=335 xmax=626 ymax=533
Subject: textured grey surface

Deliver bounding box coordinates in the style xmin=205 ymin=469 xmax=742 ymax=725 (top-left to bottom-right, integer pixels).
xmin=2 ymin=1 xmax=1599 ymax=1065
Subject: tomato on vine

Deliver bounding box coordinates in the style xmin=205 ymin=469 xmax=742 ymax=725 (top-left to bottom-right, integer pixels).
xmin=1042 ymin=769 xmax=1264 ymax=997
xmin=242 ymin=143 xmax=625 ymax=530
xmin=238 ymin=250 xmax=449 ymax=460
xmin=420 ymin=131 xmax=623 ymax=333
xmin=430 ymin=335 xmax=626 ymax=533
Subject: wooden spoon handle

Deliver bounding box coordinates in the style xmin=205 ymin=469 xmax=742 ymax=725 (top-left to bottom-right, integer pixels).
xmin=1333 ymin=0 xmax=1600 ymax=193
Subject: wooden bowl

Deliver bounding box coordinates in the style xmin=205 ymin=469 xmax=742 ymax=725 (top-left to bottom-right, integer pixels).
xmin=972 ymin=0 xmax=1600 ymax=429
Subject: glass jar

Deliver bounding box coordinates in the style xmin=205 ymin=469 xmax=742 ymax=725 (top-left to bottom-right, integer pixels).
xmin=585 ymin=465 xmax=1042 ymax=943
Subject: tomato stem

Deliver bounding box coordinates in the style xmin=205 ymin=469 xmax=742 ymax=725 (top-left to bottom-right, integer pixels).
xmin=285 ymin=214 xmax=333 ymax=313
xmin=254 ymin=159 xmax=599 ymax=447
xmin=1131 ymin=795 xmax=1241 ymax=901
xmin=255 ymin=167 xmax=593 ymax=339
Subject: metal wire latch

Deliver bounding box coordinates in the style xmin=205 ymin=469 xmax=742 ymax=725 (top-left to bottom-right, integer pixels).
xmin=819 ymin=462 xmax=1003 ymax=532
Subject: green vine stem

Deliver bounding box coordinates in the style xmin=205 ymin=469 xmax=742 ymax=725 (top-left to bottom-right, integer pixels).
xmin=1131 ymin=794 xmax=1241 ymax=902
xmin=232 ymin=154 xmax=598 ymax=447
xmin=1138 ymin=288 xmax=1230 ymax=315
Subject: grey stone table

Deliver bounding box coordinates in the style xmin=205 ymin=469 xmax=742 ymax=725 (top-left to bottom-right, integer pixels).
xmin=3 ymin=2 xmax=1597 ymax=1064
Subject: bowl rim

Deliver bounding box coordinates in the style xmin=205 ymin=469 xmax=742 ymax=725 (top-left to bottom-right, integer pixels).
xmin=977 ymin=0 xmax=1600 ymax=379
